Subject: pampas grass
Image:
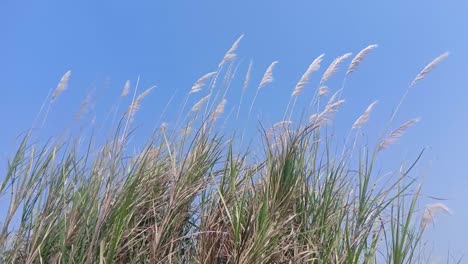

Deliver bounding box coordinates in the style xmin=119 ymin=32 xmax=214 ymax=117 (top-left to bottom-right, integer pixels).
xmin=191 ymin=94 xmax=211 ymax=113
xmin=219 ymin=34 xmax=244 ymax=68
xmin=378 ymin=118 xmax=420 ymax=151
xmin=237 ymin=60 xmax=253 ymax=119
xmin=352 ymin=100 xmax=378 ymax=129
xmin=421 ymin=203 xmax=452 ymax=229
xmin=320 ymin=53 xmax=352 ymax=84
xmin=410 ymin=52 xmax=449 ymax=89
xmin=121 ymin=80 xmax=131 ymax=97
xmin=258 ymin=61 xmax=279 ymax=89
xmin=212 ymin=98 xmax=226 ymax=122
xmin=318 ymin=85 xmax=329 ymax=97
xmin=126 ymin=85 xmax=156 ymax=121
xmin=75 ymin=94 xmax=92 ymax=120
xmin=292 ymin=54 xmax=324 ymax=97
xmin=249 ymin=61 xmax=279 ymax=117
xmin=52 ymin=70 xmax=71 ymax=101
xmin=346 ymin=44 xmax=378 ymax=76
xmin=0 ymin=38 xmax=453 ymax=264
xmin=190 ymin=72 xmax=217 ymax=94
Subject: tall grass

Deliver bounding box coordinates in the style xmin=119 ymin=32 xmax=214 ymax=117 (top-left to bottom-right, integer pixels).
xmin=0 ymin=38 xmax=453 ymax=263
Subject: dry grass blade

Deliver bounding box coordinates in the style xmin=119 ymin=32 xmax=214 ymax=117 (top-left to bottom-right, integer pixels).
xmin=127 ymin=86 xmax=156 ymax=120
xmin=243 ymin=60 xmax=253 ymax=92
xmin=219 ymin=34 xmax=244 ymax=68
xmin=121 ymin=80 xmax=131 ymax=97
xmin=378 ymin=118 xmax=420 ymax=151
xmin=52 ymin=70 xmax=71 ymax=101
xmin=352 ymin=100 xmax=378 ymax=129
xmin=191 ymin=94 xmax=211 ymax=112
xmin=292 ymin=54 xmax=325 ymax=97
xmin=212 ymin=99 xmax=227 ymax=121
xmin=320 ymin=53 xmax=352 ymax=84
xmin=409 ymin=52 xmax=449 ymax=89
xmin=421 ymin=203 xmax=452 ymax=229
xmin=259 ymin=61 xmax=279 ymax=89
xmin=346 ymin=44 xmax=378 ymax=75
xmin=190 ymin=72 xmax=217 ymax=94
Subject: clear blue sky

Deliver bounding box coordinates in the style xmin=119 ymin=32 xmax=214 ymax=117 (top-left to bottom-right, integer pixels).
xmin=1 ymin=0 xmax=467 ymax=259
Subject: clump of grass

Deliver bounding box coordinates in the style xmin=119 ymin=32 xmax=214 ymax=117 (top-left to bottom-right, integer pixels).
xmin=0 ymin=36 xmax=453 ymax=263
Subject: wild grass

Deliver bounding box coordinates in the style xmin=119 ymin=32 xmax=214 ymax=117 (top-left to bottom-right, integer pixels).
xmin=0 ymin=36 xmax=454 ymax=263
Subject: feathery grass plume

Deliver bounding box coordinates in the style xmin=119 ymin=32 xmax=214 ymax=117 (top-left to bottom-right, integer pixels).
xmin=267 ymin=120 xmax=292 ymax=137
xmin=212 ymin=98 xmax=226 ymax=122
xmin=292 ymin=54 xmax=325 ymax=96
xmin=190 ymin=71 xmax=217 ymax=94
xmin=243 ymin=60 xmax=253 ymax=92
xmin=219 ymin=34 xmax=244 ymax=68
xmin=310 ymin=99 xmax=345 ymax=125
xmin=237 ymin=60 xmax=253 ymax=119
xmin=127 ymin=86 xmax=155 ymax=120
xmin=75 ymin=94 xmax=92 ymax=120
xmin=320 ymin=53 xmax=352 ymax=84
xmin=352 ymin=100 xmax=378 ymax=129
xmin=259 ymin=61 xmax=279 ymax=89
xmin=409 ymin=52 xmax=449 ymax=89
xmin=378 ymin=118 xmax=420 ymax=151
xmin=249 ymin=61 xmax=278 ymax=116
xmin=421 ymin=203 xmax=452 ymax=229
xmin=318 ymin=85 xmax=329 ymax=96
xmin=191 ymin=94 xmax=211 ymax=113
xmin=52 ymin=70 xmax=71 ymax=101
xmin=346 ymin=44 xmax=378 ymax=75
xmin=121 ymin=80 xmax=131 ymax=97
xmin=160 ymin=122 xmax=168 ymax=130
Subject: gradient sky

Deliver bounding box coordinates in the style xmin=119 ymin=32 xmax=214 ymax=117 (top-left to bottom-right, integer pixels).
xmin=1 ymin=0 xmax=467 ymax=259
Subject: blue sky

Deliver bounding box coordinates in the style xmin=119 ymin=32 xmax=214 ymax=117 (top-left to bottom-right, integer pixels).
xmin=1 ymin=0 xmax=467 ymax=259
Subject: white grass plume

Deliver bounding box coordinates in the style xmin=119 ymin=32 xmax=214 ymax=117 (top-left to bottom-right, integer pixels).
xmin=121 ymin=80 xmax=131 ymax=97
xmin=243 ymin=60 xmax=253 ymax=92
xmin=346 ymin=45 xmax=378 ymax=75
xmin=292 ymin=54 xmax=325 ymax=97
xmin=421 ymin=203 xmax=452 ymax=229
xmin=75 ymin=94 xmax=92 ymax=120
xmin=191 ymin=94 xmax=211 ymax=113
xmin=259 ymin=61 xmax=279 ymax=89
xmin=409 ymin=52 xmax=449 ymax=89
xmin=237 ymin=60 xmax=253 ymax=119
xmin=320 ymin=53 xmax=352 ymax=84
xmin=52 ymin=70 xmax=71 ymax=101
xmin=378 ymin=118 xmax=420 ymax=151
xmin=190 ymin=72 xmax=217 ymax=94
xmin=219 ymin=34 xmax=244 ymax=68
xmin=212 ymin=99 xmax=227 ymax=122
xmin=127 ymin=86 xmax=156 ymax=121
xmin=249 ymin=61 xmax=278 ymax=117
xmin=318 ymin=85 xmax=329 ymax=97
xmin=310 ymin=99 xmax=346 ymax=125
xmin=352 ymin=100 xmax=378 ymax=129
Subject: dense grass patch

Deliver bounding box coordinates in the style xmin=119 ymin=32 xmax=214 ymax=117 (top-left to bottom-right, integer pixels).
xmin=0 ymin=39 xmax=452 ymax=263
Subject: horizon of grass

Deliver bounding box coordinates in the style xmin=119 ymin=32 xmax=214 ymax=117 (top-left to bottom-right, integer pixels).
xmin=0 ymin=37 xmax=457 ymax=263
